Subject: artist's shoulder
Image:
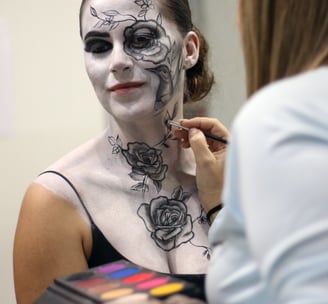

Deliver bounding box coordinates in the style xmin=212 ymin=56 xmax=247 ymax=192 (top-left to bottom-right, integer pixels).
xmin=257 ymin=66 xmax=328 ymax=104
xmin=233 ymin=67 xmax=328 ymax=134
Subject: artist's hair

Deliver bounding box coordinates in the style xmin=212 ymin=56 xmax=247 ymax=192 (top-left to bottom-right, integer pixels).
xmin=79 ymin=0 xmax=214 ymax=103
xmin=240 ymin=0 xmax=328 ymax=97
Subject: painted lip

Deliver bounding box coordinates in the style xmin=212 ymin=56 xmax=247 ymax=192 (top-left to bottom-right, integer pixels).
xmin=109 ymin=82 xmax=145 ymax=93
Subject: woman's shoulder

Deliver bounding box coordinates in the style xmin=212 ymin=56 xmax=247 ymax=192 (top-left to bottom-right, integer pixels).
xmin=31 ymin=129 xmax=108 ymax=210
xmin=45 ymin=129 xmax=108 ymax=172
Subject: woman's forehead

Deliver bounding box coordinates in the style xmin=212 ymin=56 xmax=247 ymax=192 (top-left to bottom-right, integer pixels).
xmin=80 ymin=0 xmax=180 ymax=41
xmin=81 ymin=0 xmax=168 ymax=38
xmin=81 ymin=0 xmax=161 ymax=25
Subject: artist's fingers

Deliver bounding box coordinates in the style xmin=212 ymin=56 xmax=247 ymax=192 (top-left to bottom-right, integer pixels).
xmin=188 ymin=127 xmax=224 ymax=210
xmin=180 ymin=117 xmax=229 ymax=140
xmin=188 ymin=128 xmax=216 ymax=166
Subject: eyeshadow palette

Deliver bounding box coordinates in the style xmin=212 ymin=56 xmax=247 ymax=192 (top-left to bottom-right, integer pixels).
xmin=35 ymin=259 xmax=204 ymax=303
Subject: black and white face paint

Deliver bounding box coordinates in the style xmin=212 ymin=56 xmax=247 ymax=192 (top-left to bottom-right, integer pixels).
xmin=81 ymin=0 xmax=185 ymax=121
xmin=78 ymin=1 xmax=210 ymax=259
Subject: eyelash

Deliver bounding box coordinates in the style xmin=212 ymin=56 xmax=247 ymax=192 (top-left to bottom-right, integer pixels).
xmin=84 ymin=39 xmax=113 ymax=54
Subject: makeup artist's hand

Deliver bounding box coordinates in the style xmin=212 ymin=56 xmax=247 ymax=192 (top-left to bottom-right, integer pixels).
xmin=174 ymin=117 xmax=229 ymax=217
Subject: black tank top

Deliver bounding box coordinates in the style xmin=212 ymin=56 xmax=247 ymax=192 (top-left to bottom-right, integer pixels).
xmin=39 ymin=171 xmax=206 ymax=300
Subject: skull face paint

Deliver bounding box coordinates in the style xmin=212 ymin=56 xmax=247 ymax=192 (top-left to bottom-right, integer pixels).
xmin=81 ymin=0 xmax=185 ymax=121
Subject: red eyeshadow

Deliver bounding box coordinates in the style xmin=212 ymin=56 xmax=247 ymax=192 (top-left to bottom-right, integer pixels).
xmin=136 ymin=277 xmax=169 ymax=290
xmin=122 ymin=272 xmax=154 ymax=284
xmin=75 ymin=277 xmax=107 ymax=288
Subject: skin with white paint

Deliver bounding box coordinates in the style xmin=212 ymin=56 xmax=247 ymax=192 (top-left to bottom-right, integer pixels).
xmin=13 ymin=1 xmax=228 ymax=304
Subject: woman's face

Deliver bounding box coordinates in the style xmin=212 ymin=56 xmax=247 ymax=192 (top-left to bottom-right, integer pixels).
xmin=81 ymin=0 xmax=186 ymax=121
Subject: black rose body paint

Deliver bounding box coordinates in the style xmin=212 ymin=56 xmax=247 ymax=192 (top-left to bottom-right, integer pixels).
xmin=138 ymin=186 xmax=211 ymax=258
xmin=138 ymin=187 xmax=194 ymax=251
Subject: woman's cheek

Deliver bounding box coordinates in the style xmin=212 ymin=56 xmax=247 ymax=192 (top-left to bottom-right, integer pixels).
xmin=85 ymin=60 xmax=108 ymax=90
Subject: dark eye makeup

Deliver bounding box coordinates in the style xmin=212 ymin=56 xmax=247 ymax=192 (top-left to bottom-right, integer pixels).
xmin=83 ymin=26 xmax=160 ymax=54
xmin=127 ymin=28 xmax=158 ymax=50
xmin=84 ymin=39 xmax=113 ymax=54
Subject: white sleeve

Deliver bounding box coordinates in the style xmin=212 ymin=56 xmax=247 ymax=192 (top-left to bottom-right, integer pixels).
xmin=237 ymin=93 xmax=328 ymax=303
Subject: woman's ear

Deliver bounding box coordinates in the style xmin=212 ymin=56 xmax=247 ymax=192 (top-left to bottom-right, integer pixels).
xmin=183 ymin=31 xmax=200 ymax=69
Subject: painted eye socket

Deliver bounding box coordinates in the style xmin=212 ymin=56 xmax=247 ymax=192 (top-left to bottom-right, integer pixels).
xmin=128 ymin=29 xmax=157 ymax=49
xmin=84 ymin=39 xmax=113 ymax=54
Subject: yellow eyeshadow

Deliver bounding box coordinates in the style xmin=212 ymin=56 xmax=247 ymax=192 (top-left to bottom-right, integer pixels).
xmin=149 ymin=283 xmax=184 ymax=296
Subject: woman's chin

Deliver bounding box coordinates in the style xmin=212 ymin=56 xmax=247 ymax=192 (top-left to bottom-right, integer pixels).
xmin=103 ymin=101 xmax=167 ymax=122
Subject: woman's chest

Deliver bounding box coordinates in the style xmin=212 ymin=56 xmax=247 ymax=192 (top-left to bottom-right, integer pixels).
xmin=81 ymin=180 xmax=210 ymax=273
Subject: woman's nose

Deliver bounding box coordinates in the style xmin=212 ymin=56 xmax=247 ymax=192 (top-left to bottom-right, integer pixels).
xmin=109 ymin=45 xmax=133 ymax=75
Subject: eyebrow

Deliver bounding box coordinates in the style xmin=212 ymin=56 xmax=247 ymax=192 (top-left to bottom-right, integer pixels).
xmin=84 ymin=31 xmax=110 ymax=41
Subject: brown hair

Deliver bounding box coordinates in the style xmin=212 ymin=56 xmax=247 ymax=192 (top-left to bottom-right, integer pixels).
xmin=240 ymin=0 xmax=328 ymax=97
xmin=79 ymin=0 xmax=214 ymax=103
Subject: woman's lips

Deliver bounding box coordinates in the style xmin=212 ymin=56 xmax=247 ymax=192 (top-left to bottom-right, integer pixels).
xmin=109 ymin=82 xmax=145 ymax=94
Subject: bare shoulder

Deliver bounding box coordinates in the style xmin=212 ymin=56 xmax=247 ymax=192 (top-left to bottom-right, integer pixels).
xmin=13 ymin=183 xmax=91 ymax=304
xmin=15 ymin=183 xmax=90 ymax=245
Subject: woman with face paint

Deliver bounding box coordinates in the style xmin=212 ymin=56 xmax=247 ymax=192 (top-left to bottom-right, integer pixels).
xmin=13 ymin=0 xmax=229 ymax=303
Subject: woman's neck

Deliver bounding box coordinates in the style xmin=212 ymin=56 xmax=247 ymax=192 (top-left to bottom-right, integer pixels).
xmin=105 ymin=107 xmax=196 ymax=177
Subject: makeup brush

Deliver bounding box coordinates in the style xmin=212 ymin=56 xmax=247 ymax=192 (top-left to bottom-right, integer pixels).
xmin=168 ymin=120 xmax=228 ymax=144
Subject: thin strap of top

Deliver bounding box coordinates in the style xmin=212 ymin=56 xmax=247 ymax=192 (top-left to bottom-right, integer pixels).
xmin=39 ymin=170 xmax=95 ymax=224
xmin=38 ymin=170 xmax=126 ymax=268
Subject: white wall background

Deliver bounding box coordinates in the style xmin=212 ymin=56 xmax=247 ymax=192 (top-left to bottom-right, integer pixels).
xmin=205 ymin=0 xmax=246 ymax=127
xmin=0 ymin=1 xmax=245 ymax=303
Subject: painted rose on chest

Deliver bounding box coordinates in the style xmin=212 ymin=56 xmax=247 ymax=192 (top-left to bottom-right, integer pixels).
xmin=138 ymin=186 xmax=194 ymax=251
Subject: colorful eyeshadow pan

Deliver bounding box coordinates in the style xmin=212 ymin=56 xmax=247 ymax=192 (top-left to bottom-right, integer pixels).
xmin=108 ymin=267 xmax=140 ymax=279
xmin=98 ymin=263 xmax=126 ymax=273
xmin=150 ymin=282 xmax=184 ymax=296
xmin=35 ymin=259 xmax=204 ymax=303
xmin=75 ymin=277 xmax=107 ymax=288
xmin=122 ymin=272 xmax=154 ymax=284
xmin=101 ymin=288 xmax=134 ymax=300
xmin=110 ymin=293 xmax=149 ymax=303
xmin=136 ymin=277 xmax=169 ymax=290
xmin=87 ymin=282 xmax=120 ymax=294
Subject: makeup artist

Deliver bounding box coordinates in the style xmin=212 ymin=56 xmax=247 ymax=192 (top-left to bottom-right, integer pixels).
xmin=175 ymin=0 xmax=328 ymax=303
xmin=13 ymin=0 xmax=229 ymax=303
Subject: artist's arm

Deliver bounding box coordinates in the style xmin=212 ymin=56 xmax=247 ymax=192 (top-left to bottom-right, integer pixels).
xmin=235 ymin=98 xmax=328 ymax=302
xmin=174 ymin=117 xmax=229 ymax=219
xmin=13 ymin=183 xmax=91 ymax=304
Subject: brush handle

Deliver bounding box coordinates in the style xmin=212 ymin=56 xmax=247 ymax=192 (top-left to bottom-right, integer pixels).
xmin=203 ymin=132 xmax=228 ymax=144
